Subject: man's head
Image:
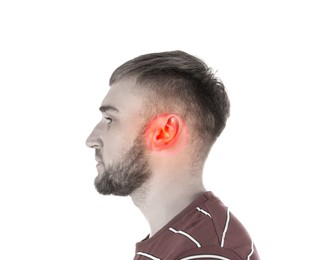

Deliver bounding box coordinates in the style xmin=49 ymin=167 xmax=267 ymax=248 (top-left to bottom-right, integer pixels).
xmin=86 ymin=51 xmax=230 ymax=196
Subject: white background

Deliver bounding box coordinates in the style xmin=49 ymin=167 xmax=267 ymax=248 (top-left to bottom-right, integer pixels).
xmin=1 ymin=1 xmax=332 ymax=259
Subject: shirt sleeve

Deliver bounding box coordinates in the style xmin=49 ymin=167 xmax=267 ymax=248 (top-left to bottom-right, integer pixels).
xmin=175 ymin=246 xmax=243 ymax=260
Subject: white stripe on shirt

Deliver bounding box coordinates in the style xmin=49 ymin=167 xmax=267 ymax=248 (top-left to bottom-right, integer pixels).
xmin=247 ymin=240 xmax=254 ymax=260
xmin=196 ymin=207 xmax=212 ymax=218
xmin=180 ymin=255 xmax=231 ymax=260
xmin=221 ymin=208 xmax=230 ymax=247
xmin=137 ymin=252 xmax=160 ymax=260
xmin=169 ymin=227 xmax=202 ymax=248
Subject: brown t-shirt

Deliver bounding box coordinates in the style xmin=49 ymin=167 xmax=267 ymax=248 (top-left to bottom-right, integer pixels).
xmin=134 ymin=191 xmax=260 ymax=260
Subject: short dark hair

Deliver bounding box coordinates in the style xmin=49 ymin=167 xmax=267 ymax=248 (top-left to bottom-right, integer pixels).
xmin=110 ymin=51 xmax=230 ymax=153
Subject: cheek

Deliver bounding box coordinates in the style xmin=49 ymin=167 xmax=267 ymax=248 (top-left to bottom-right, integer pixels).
xmin=101 ymin=118 xmax=143 ymax=160
xmin=102 ymin=135 xmax=132 ymax=162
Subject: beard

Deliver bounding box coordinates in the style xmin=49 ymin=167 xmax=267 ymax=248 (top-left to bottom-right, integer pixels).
xmin=94 ymin=135 xmax=151 ymax=196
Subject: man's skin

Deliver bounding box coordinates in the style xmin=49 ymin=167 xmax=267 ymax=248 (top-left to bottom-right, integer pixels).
xmin=86 ymin=77 xmax=206 ymax=237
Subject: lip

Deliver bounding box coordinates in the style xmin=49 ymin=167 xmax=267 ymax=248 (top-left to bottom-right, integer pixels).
xmin=95 ymin=156 xmax=103 ymax=162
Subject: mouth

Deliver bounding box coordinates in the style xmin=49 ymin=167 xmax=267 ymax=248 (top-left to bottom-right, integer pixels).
xmin=96 ymin=161 xmax=105 ymax=175
xmin=96 ymin=161 xmax=103 ymax=166
xmin=95 ymin=155 xmax=103 ymax=163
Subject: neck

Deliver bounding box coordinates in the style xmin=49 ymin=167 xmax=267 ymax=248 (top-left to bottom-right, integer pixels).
xmin=131 ymin=171 xmax=206 ymax=237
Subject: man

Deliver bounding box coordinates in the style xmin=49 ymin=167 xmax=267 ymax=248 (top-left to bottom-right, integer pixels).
xmin=86 ymin=51 xmax=260 ymax=260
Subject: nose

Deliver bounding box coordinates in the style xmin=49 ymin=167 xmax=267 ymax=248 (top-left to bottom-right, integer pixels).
xmin=86 ymin=123 xmax=102 ymax=149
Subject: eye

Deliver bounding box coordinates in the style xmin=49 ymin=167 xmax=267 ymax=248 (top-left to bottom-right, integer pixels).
xmin=104 ymin=117 xmax=113 ymax=124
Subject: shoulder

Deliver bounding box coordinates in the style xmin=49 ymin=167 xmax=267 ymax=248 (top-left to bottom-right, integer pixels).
xmin=170 ymin=192 xmax=259 ymax=259
xmin=191 ymin=193 xmax=259 ymax=259
xmin=135 ymin=192 xmax=260 ymax=260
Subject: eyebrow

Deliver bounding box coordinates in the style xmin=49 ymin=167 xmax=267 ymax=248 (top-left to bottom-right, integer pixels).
xmin=99 ymin=105 xmax=119 ymax=113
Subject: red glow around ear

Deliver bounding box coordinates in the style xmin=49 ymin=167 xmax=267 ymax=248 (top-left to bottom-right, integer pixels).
xmin=144 ymin=114 xmax=187 ymax=152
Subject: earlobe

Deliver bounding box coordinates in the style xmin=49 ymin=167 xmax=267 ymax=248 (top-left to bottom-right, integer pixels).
xmin=145 ymin=114 xmax=183 ymax=151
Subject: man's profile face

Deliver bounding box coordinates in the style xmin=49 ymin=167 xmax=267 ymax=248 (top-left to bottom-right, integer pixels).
xmin=86 ymin=78 xmax=151 ymax=195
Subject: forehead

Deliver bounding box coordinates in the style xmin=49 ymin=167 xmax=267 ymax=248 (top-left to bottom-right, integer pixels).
xmin=101 ymin=77 xmax=145 ymax=116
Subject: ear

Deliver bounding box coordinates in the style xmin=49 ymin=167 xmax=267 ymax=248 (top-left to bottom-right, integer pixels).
xmin=145 ymin=114 xmax=183 ymax=151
